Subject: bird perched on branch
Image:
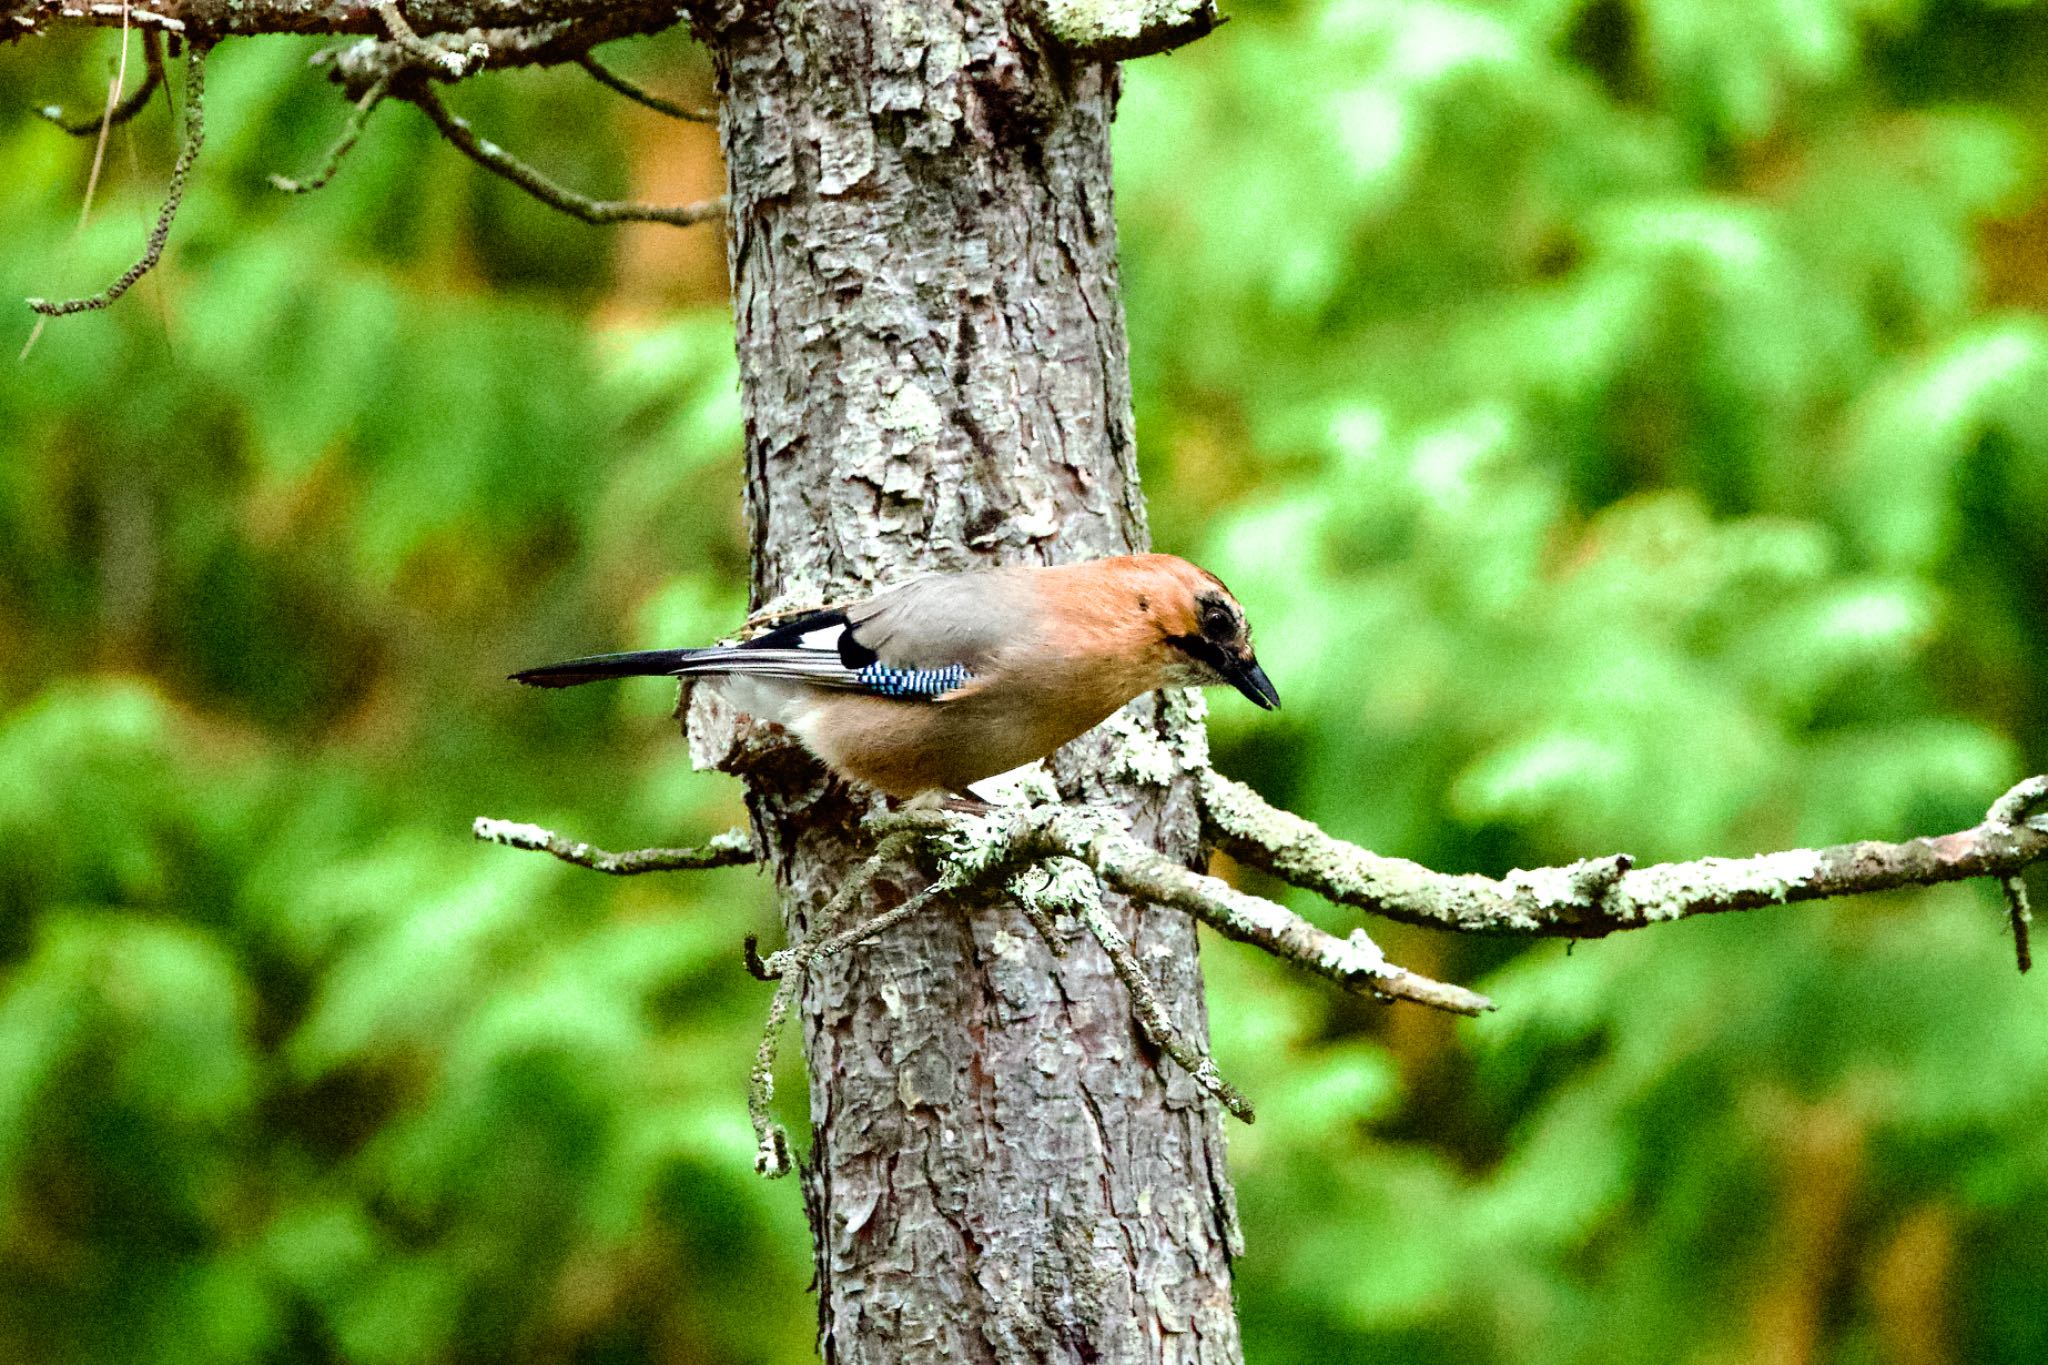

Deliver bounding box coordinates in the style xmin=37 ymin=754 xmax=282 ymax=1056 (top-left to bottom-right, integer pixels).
xmin=512 ymin=553 xmax=1278 ymax=799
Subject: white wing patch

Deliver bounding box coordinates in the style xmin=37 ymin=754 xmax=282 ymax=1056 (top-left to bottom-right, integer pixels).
xmin=795 ymin=624 xmax=846 ymax=652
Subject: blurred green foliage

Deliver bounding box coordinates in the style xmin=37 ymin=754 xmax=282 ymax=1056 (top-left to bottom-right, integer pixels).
xmin=2 ymin=1 xmax=2046 ymax=1361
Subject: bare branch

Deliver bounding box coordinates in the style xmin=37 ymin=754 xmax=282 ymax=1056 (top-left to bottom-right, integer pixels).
xmin=26 ymin=39 xmax=206 ymax=318
xmin=1200 ymin=770 xmax=2048 ymax=947
xmin=576 ymin=50 xmax=712 ymax=122
xmin=471 ymin=816 xmax=755 ymax=873
xmin=269 ymin=73 xmax=389 ymax=193
xmin=35 ymin=25 xmax=161 ymax=134
xmin=406 ymin=82 xmax=723 ymax=227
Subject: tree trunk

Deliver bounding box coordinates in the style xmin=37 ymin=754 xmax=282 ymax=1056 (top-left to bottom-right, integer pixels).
xmin=690 ymin=3 xmax=1244 ymax=1360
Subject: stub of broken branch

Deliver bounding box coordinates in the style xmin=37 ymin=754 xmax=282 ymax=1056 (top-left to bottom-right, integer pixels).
xmin=1032 ymin=0 xmax=1225 ymax=61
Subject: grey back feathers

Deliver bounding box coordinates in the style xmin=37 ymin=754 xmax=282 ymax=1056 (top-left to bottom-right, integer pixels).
xmin=843 ymin=568 xmax=1035 ymax=671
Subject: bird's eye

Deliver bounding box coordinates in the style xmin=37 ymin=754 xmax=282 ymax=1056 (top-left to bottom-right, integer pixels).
xmin=1201 ymin=604 xmax=1236 ymax=640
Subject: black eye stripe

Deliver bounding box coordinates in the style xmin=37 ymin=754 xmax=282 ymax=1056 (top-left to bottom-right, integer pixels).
xmin=1167 ymin=633 xmax=1231 ymax=670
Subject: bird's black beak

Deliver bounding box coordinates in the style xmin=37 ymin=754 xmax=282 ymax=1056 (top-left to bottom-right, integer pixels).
xmin=1226 ymin=658 xmax=1280 ymax=710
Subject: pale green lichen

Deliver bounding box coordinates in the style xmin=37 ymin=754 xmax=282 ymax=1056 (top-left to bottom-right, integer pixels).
xmin=1101 ymin=690 xmax=1210 ymax=788
xmin=1007 ymin=855 xmax=1099 ymax=923
xmin=1617 ymin=848 xmax=1827 ymax=923
xmin=1038 ymin=0 xmax=1214 ymax=51
xmin=1502 ymin=864 xmax=1594 ymax=911
xmin=1101 ymin=705 xmax=1179 ymax=788
xmin=879 ymin=378 xmax=944 ymax=444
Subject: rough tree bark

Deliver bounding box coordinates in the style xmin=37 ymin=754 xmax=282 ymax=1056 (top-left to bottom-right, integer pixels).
xmin=682 ymin=5 xmax=1243 ymax=1360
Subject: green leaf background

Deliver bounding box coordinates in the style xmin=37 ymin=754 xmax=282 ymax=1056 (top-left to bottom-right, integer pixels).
xmin=3 ymin=2 xmax=2046 ymax=1360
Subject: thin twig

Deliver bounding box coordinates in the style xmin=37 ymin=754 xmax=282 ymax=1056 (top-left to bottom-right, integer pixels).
xmin=269 ymin=74 xmax=390 ymax=193
xmin=407 ymin=83 xmax=724 ymax=227
xmin=1073 ymin=892 xmax=1255 ymax=1122
xmin=471 ymin=816 xmax=755 ymax=873
xmin=36 ymin=25 xmax=161 ymax=136
xmin=812 ymin=875 xmax=959 ymax=961
xmin=27 ymin=40 xmax=206 ymax=319
xmin=576 ymin=51 xmax=713 ymax=122
xmin=1008 ymin=881 xmax=1071 ymax=958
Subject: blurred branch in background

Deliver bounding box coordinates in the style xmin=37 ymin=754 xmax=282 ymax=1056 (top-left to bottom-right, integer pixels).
xmin=574 ymin=50 xmax=711 ymax=122
xmin=267 ymin=73 xmax=389 ymax=193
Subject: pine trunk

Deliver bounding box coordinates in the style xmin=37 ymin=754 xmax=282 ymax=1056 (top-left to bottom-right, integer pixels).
xmin=689 ymin=3 xmax=1245 ymax=1360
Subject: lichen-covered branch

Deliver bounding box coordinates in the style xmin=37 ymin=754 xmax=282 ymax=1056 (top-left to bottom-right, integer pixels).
xmin=26 ymin=40 xmax=206 ymax=317
xmin=745 ymin=829 xmax=924 ymax=1177
xmin=471 ymin=816 xmax=755 ymax=873
xmin=368 ymin=0 xmax=476 ymax=75
xmin=1201 ymin=770 xmax=2048 ymax=948
xmin=876 ymin=803 xmax=1495 ymax=1016
xmin=1072 ymin=890 xmax=1256 ymax=1121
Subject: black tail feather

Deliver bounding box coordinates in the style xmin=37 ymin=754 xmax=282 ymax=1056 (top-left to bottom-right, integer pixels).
xmin=510 ymin=649 xmax=707 ymax=689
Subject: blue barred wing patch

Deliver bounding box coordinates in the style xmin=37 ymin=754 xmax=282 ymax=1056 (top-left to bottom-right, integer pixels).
xmin=855 ymin=662 xmax=972 ymax=699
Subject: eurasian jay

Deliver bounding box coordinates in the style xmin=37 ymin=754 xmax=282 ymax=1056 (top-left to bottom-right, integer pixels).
xmin=512 ymin=553 xmax=1278 ymax=799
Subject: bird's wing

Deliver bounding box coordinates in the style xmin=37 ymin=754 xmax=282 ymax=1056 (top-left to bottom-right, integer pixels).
xmin=726 ymin=569 xmax=1034 ymax=699
xmin=513 ymin=570 xmax=1032 ymax=699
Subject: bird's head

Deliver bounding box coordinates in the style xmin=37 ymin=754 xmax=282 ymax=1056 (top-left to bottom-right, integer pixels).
xmin=1131 ymin=555 xmax=1281 ymax=711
